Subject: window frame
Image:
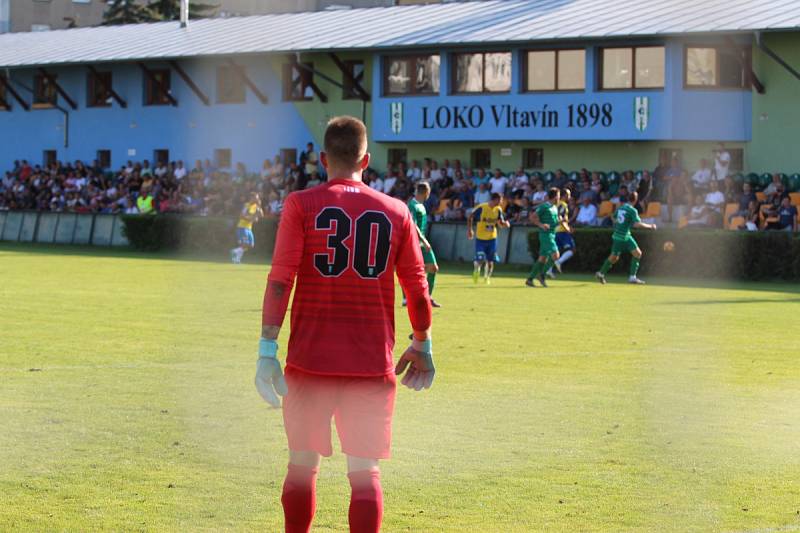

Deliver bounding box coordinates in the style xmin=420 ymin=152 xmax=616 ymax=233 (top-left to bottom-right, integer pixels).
xmin=598 ymin=45 xmax=665 ymax=91
xmin=282 ymin=62 xmax=314 ymax=102
xmin=683 ymin=44 xmax=751 ymax=90
xmin=144 ymin=69 xmax=172 ymax=106
xmin=87 ymin=71 xmax=113 ymax=108
xmin=97 ymin=149 xmax=111 ymax=169
xmin=382 ymin=54 xmax=441 ymax=97
xmin=470 ymin=148 xmax=492 ymax=169
xmin=452 ymin=51 xmax=512 ymax=95
xmin=523 ymin=48 xmax=586 ymax=93
xmin=522 ymin=148 xmax=544 ymax=170
xmin=216 ymin=65 xmax=246 ymax=104
xmin=33 ymin=74 xmax=58 ymax=108
xmin=214 ymin=148 xmax=232 ymax=169
xmin=342 ymin=59 xmax=366 ymax=100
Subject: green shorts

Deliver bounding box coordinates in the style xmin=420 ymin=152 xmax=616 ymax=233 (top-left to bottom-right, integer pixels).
xmin=421 ymin=246 xmax=437 ymax=266
xmin=611 ymin=236 xmax=639 ymax=256
xmin=538 ymin=233 xmax=558 ymax=257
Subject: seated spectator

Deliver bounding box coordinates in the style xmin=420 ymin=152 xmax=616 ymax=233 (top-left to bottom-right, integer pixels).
xmin=611 ymin=185 xmax=629 ymax=206
xmin=763 ymin=173 xmax=783 ymax=197
xmin=474 ymin=182 xmax=491 ymax=205
xmin=690 ymin=159 xmax=712 ymax=195
xmin=722 ymin=175 xmax=738 ymax=204
xmin=429 ymin=160 xmax=442 ymax=181
xmin=368 ymin=171 xmax=384 ymax=192
xmin=267 ymin=191 xmax=283 ymax=216
xmin=766 ymin=197 xmax=797 ymax=231
xmin=551 ymin=169 xmax=568 ymax=189
xmin=407 ymin=160 xmax=421 ymax=181
xmin=489 ymin=168 xmax=508 ymax=195
xmin=382 ymin=170 xmax=397 ymax=195
xmin=666 ymin=170 xmax=691 ymax=222
xmin=306 ymin=171 xmax=322 ymax=189
xmin=687 ymin=195 xmax=713 ymax=227
xmin=472 ymin=168 xmax=489 ymax=187
xmin=637 ymin=170 xmax=654 ymax=206
xmin=703 ymin=180 xmax=726 ymax=226
xmin=575 ymin=196 xmax=598 ymax=226
xmin=509 ymin=167 xmax=529 ymax=194
xmin=531 ymin=182 xmax=547 ymax=206
xmin=733 ymin=182 xmax=757 ymax=220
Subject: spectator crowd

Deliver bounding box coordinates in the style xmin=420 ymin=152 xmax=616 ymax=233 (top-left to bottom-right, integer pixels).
xmin=2 ymin=142 xmax=798 ymax=233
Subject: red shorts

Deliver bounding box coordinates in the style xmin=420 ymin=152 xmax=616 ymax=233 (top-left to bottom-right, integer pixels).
xmin=283 ymin=366 xmax=397 ymax=459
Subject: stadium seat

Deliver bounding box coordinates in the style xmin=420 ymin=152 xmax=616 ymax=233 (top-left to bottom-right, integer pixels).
xmin=745 ymin=173 xmax=760 ymax=186
xmin=597 ymin=201 xmax=614 ymax=218
xmin=790 ymin=192 xmax=800 ymax=207
xmin=732 ymin=173 xmax=745 ymax=185
xmin=596 ymin=171 xmax=607 ymax=184
xmin=755 ymin=192 xmax=767 ymax=202
xmin=607 ymin=171 xmax=621 ymax=184
xmin=728 ymin=216 xmax=745 ymax=230
xmin=758 ymin=173 xmax=772 ymax=189
xmin=678 ymin=216 xmax=689 ymax=229
xmin=788 ymin=174 xmax=800 ymax=192
xmin=635 ymin=170 xmax=644 ymax=181
xmin=644 ymin=202 xmax=661 ymax=219
xmin=568 ymin=171 xmax=579 ymax=181
xmin=530 ymin=171 xmax=543 ymax=181
xmin=608 ymin=184 xmax=619 ymax=196
xmin=543 ymin=171 xmax=555 ymax=183
xmin=723 ymin=203 xmax=739 ymax=228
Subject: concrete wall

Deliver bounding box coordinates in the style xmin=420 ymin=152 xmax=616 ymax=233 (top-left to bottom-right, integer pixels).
xmin=428 ymin=222 xmax=534 ymax=265
xmin=0 ymin=211 xmax=129 ymax=246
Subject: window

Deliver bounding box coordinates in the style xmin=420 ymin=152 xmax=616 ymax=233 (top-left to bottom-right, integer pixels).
xmin=525 ymin=49 xmax=585 ymax=91
xmin=387 ymin=149 xmax=407 ymax=168
xmin=0 ymin=74 xmax=8 ymax=111
xmin=471 ymin=149 xmax=491 ymax=169
xmin=154 ymin=149 xmax=169 ymax=166
xmin=384 ymin=54 xmax=440 ymax=95
xmin=87 ymin=71 xmax=112 ymax=107
xmin=343 ymin=60 xmax=365 ymax=99
xmin=453 ymin=52 xmax=511 ymax=93
xmin=145 ymin=69 xmax=171 ymax=106
xmin=685 ymin=45 xmax=750 ymax=89
xmin=43 ymin=150 xmax=57 ymax=167
xmin=601 ymin=46 xmax=664 ymax=89
xmin=282 ymin=62 xmax=314 ymax=101
xmin=280 ymin=148 xmax=297 ymax=167
xmin=97 ymin=150 xmax=111 ymax=169
xmin=214 ymin=148 xmax=232 ymax=169
xmin=522 ymin=148 xmax=544 ymax=169
xmin=217 ymin=65 xmax=246 ymax=104
xmin=33 ymin=74 xmax=57 ymax=107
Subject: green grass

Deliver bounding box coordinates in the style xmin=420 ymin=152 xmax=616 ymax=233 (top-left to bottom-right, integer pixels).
xmin=2 ymin=243 xmax=800 ymax=532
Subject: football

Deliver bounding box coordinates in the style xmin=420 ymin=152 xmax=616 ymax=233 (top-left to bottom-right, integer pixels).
xmin=663 ymin=241 xmax=675 ymax=252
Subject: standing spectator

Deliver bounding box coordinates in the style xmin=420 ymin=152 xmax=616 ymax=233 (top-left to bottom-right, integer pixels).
xmin=637 ymin=169 xmax=654 ymax=206
xmin=299 ymin=142 xmax=318 ymax=176
xmin=713 ymin=143 xmax=731 ymax=180
xmin=666 ymin=169 xmax=691 ymax=223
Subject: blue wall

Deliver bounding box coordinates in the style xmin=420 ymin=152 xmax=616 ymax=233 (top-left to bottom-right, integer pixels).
xmin=372 ymin=39 xmax=752 ymax=143
xmin=0 ymin=56 xmax=315 ymax=170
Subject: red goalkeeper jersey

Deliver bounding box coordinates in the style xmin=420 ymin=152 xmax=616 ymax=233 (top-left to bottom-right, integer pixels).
xmin=262 ymin=178 xmax=432 ymax=377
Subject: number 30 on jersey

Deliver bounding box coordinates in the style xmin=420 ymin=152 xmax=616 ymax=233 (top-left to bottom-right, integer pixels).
xmin=314 ymin=207 xmax=392 ymax=279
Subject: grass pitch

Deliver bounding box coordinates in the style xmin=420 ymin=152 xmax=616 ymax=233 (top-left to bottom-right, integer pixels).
xmin=1 ymin=243 xmax=799 ymax=532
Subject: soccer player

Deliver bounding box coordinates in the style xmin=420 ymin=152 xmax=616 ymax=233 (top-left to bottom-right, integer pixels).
xmin=467 ymin=192 xmax=510 ymax=284
xmin=595 ymin=191 xmax=657 ymax=285
xmin=255 ymin=116 xmax=435 ymax=533
xmin=526 ymin=187 xmax=561 ymax=287
xmin=406 ymin=182 xmax=441 ymax=308
xmin=547 ymin=188 xmax=576 ymax=278
xmin=230 ymin=192 xmax=264 ymax=264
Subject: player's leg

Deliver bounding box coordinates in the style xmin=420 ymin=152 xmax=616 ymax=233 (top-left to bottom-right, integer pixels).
xmin=473 ymin=244 xmax=485 ymax=284
xmin=336 ymin=374 xmax=396 ymax=533
xmin=628 ymin=240 xmax=645 ymax=284
xmin=346 ymin=455 xmax=383 ymax=533
xmin=596 ymin=240 xmax=621 ymax=283
xmin=281 ymin=369 xmax=336 ymax=533
xmin=554 ymin=235 xmax=575 ymax=273
xmin=484 ymin=241 xmax=498 ymax=284
xmin=238 ymin=229 xmax=255 ymax=262
xmin=526 ymin=255 xmax=546 ymax=286
xmin=423 ymin=248 xmax=441 ymax=307
xmin=231 ymin=229 xmax=246 ymax=263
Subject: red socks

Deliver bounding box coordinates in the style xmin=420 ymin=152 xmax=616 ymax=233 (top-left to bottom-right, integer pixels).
xmin=347 ymin=469 xmax=383 ymax=533
xmin=281 ymin=463 xmax=318 ymax=533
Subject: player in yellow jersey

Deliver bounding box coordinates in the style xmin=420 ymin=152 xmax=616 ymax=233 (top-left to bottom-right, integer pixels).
xmin=547 ymin=188 xmax=576 ymax=278
xmin=466 ymin=193 xmax=510 ymax=284
xmin=230 ymin=192 xmax=264 ymax=264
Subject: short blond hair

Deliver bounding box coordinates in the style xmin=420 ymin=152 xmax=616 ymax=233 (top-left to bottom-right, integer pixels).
xmin=323 ymin=116 xmax=368 ymax=172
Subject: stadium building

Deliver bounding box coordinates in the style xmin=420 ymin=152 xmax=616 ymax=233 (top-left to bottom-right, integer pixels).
xmin=0 ymin=0 xmax=798 ymax=176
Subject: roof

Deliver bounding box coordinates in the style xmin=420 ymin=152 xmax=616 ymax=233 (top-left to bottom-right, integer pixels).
xmin=1 ymin=0 xmax=799 ymax=68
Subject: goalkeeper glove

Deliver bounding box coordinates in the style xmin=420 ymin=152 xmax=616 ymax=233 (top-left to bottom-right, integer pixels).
xmin=254 ymin=338 xmax=288 ymax=408
xmin=394 ymin=337 xmax=435 ymax=391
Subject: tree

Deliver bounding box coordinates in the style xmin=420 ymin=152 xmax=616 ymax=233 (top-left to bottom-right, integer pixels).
xmin=148 ymin=0 xmax=218 ymax=21
xmin=103 ymin=0 xmax=161 ymax=25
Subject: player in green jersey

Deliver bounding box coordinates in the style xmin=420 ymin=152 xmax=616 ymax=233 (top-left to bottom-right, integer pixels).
xmin=405 ymin=182 xmax=441 ymax=307
xmin=595 ymin=191 xmax=657 ymax=285
xmin=526 ymin=187 xmax=564 ymax=288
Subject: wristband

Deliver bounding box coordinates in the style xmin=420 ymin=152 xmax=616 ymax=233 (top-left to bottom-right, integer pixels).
xmin=411 ymin=338 xmax=432 ymax=354
xmin=259 ymin=338 xmax=278 ymax=359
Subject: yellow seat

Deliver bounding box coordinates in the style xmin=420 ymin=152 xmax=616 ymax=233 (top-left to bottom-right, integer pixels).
xmin=597 ymin=201 xmax=614 ymax=218
xmin=723 ymin=203 xmax=738 ymax=229
xmin=790 ymin=192 xmax=800 ymax=207
xmin=756 ymin=192 xmax=767 ymax=202
xmin=678 ymin=216 xmax=689 ymax=229
xmin=435 ymin=199 xmax=448 ymax=215
xmin=644 ymin=201 xmax=661 ymax=219
xmin=728 ymin=216 xmax=745 ymax=230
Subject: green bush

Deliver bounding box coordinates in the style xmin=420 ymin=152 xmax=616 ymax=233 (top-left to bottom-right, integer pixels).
xmin=121 ymin=215 xmax=278 ymax=257
xmin=528 ymin=228 xmax=800 ymax=281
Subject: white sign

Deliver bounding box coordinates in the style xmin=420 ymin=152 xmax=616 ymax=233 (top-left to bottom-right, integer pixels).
xmin=634 ymin=96 xmax=649 ymax=132
xmin=127 ymin=148 xmax=136 ymax=156
xmin=500 ymin=148 xmax=512 ymax=157
xmin=390 ymin=102 xmax=403 ymax=134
